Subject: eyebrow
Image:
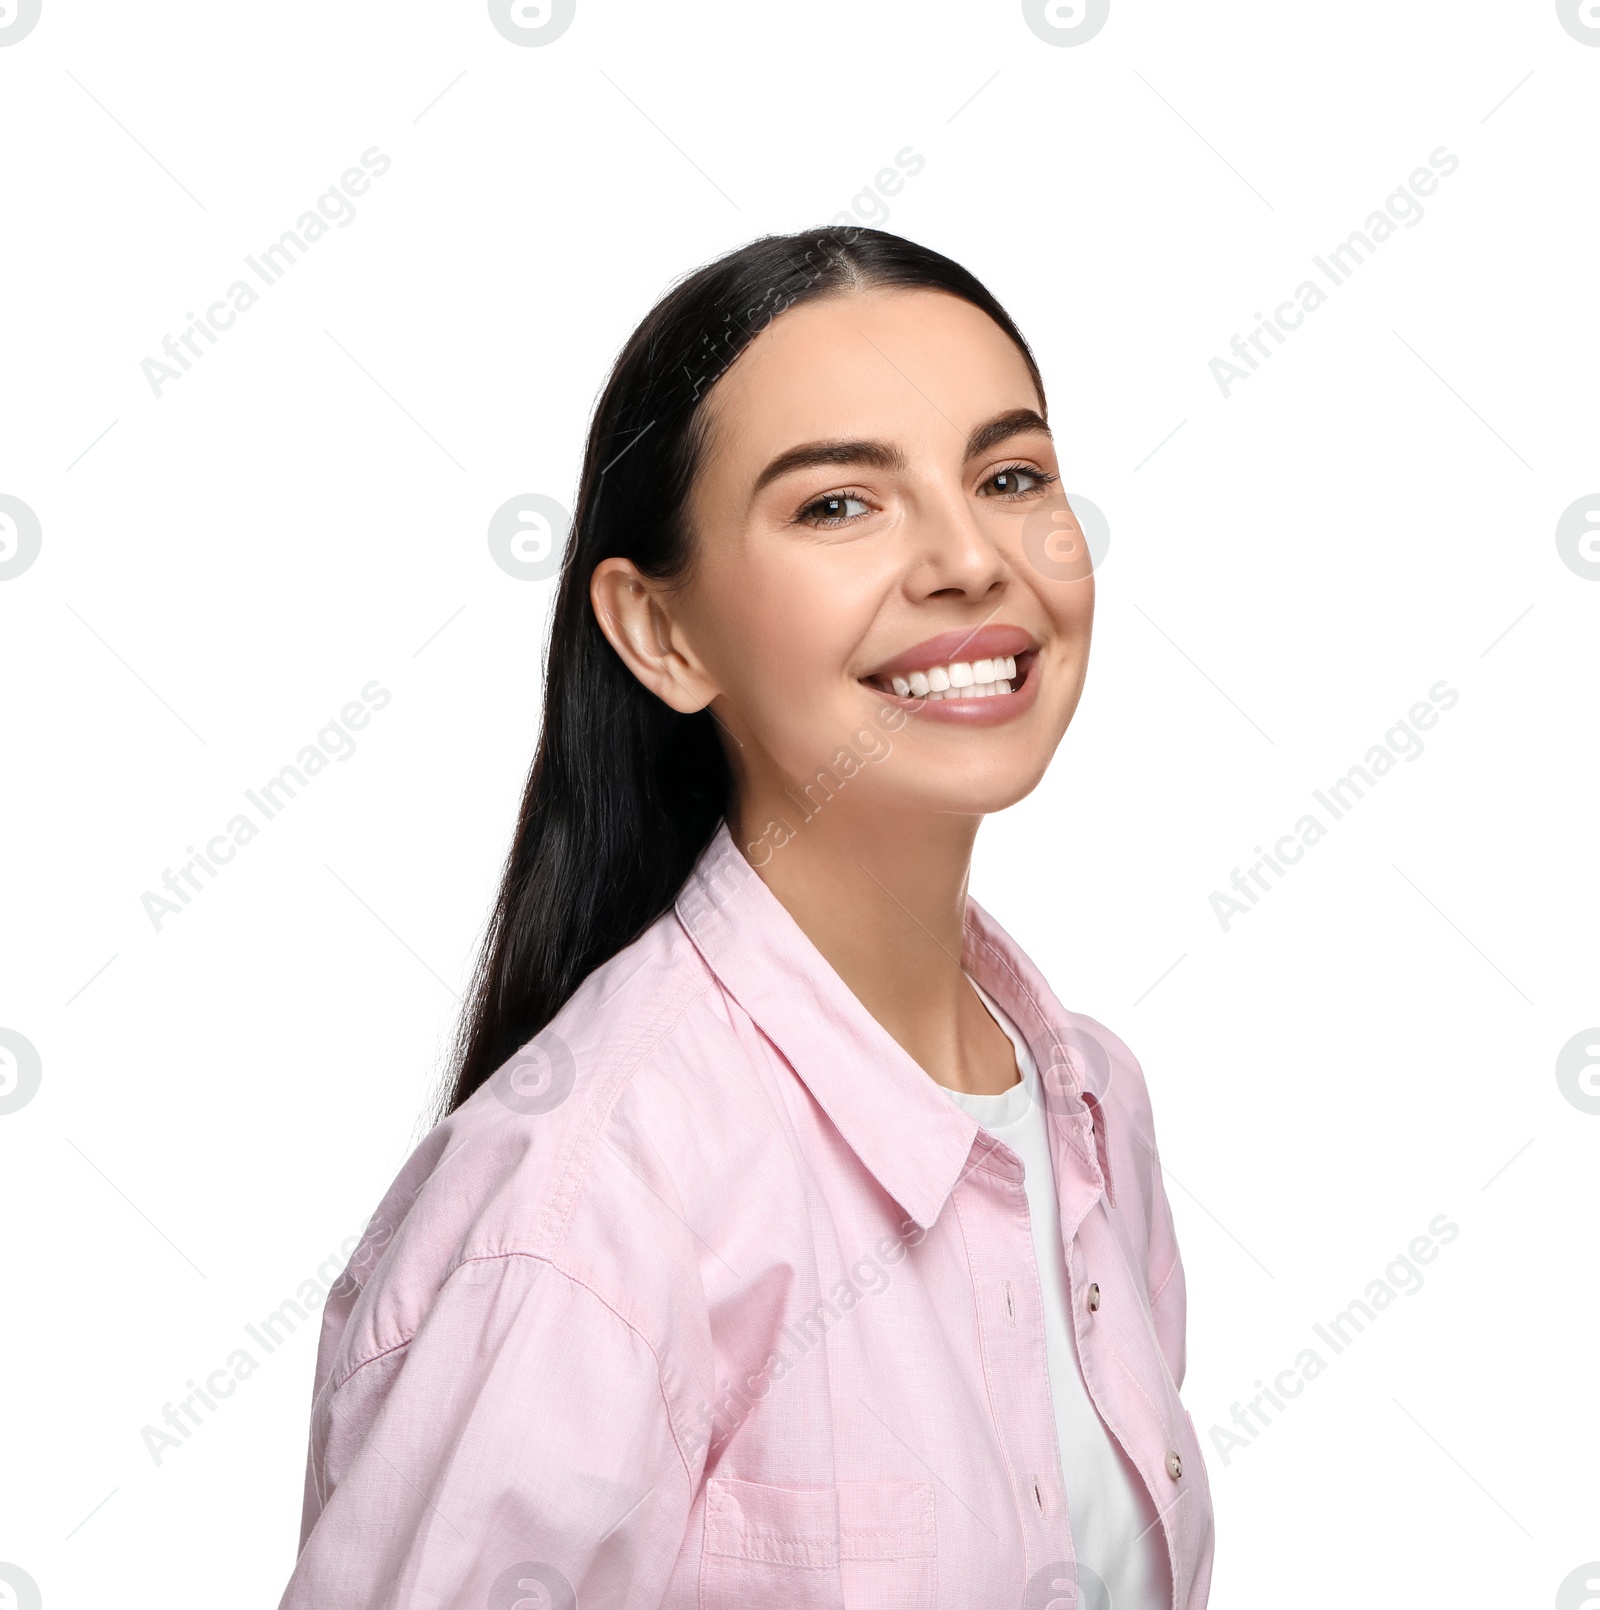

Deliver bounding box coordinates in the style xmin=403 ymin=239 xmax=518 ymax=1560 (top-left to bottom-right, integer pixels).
xmin=750 ymin=407 xmax=1052 ymax=498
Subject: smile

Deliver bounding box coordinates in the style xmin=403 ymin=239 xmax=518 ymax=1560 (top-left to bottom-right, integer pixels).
xmin=859 ymin=625 xmax=1043 ymax=725
xmin=872 ymin=655 xmax=1020 ymax=700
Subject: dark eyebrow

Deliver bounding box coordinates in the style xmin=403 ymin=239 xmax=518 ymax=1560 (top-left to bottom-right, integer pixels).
xmin=965 ymin=407 xmax=1052 ymax=460
xmin=750 ymin=438 xmax=906 ymax=497
xmin=749 ymin=408 xmax=1052 ymax=500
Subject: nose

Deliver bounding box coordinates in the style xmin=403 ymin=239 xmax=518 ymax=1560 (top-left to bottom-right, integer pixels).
xmin=905 ymin=487 xmax=1011 ymax=603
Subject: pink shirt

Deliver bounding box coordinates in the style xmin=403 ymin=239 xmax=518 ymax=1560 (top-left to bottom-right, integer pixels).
xmin=281 ymin=823 xmax=1215 ymax=1609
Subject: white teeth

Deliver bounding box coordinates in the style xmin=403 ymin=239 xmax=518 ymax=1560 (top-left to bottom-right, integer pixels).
xmin=873 ymin=652 xmax=1026 ymax=699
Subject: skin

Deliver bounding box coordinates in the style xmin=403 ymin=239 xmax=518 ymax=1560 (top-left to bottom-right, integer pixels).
xmin=592 ymin=287 xmax=1094 ymax=1096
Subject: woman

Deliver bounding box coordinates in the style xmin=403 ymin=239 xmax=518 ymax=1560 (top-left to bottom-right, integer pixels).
xmin=280 ymin=227 xmax=1214 ymax=1609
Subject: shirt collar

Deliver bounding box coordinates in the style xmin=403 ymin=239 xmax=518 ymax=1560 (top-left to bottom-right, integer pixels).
xmin=673 ymin=822 xmax=1114 ymax=1229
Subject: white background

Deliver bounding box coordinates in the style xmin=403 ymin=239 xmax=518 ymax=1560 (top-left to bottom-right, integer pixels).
xmin=2 ymin=1 xmax=1597 ymax=1605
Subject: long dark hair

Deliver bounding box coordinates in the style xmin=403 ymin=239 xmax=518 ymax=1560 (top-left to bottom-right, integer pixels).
xmin=440 ymin=226 xmax=1045 ymax=1115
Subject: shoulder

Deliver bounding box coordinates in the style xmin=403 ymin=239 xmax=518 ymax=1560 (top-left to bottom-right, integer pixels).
xmin=327 ymin=906 xmax=761 ymax=1381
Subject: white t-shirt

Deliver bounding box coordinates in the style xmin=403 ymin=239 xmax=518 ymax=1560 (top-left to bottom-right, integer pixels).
xmin=943 ymin=975 xmax=1171 ymax=1610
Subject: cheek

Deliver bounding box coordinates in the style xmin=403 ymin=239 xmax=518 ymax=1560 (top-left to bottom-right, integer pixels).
xmin=1044 ymin=571 xmax=1094 ymax=644
xmin=703 ymin=563 xmax=854 ymax=693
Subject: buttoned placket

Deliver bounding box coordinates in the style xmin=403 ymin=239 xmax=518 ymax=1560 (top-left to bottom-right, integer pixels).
xmin=950 ymin=1092 xmax=1126 ymax=1589
xmin=1052 ymin=1102 xmax=1189 ymax=1607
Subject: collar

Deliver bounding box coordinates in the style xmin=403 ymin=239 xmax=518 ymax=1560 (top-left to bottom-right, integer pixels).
xmin=673 ymin=823 xmax=1115 ymax=1229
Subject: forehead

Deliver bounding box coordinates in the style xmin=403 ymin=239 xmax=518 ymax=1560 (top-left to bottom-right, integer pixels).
xmin=697 ymin=287 xmax=1041 ymax=473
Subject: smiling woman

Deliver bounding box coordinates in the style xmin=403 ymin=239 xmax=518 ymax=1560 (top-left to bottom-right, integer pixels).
xmin=278 ymin=228 xmax=1214 ymax=1610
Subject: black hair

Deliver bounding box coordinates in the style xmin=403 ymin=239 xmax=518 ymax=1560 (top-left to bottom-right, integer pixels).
xmin=440 ymin=226 xmax=1044 ymax=1115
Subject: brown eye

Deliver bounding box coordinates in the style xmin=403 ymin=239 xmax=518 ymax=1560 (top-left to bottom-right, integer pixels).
xmin=983 ymin=466 xmax=1049 ymax=497
xmin=800 ymin=493 xmax=870 ymax=526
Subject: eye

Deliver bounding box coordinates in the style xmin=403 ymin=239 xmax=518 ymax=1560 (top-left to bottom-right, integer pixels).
xmin=797 ymin=491 xmax=873 ymax=527
xmin=980 ymin=463 xmax=1057 ymax=499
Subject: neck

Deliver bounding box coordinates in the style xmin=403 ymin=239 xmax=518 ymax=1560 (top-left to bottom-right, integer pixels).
xmin=727 ymin=794 xmax=1019 ymax=1096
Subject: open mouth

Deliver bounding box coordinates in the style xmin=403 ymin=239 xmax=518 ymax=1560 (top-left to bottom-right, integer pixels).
xmin=866 ymin=648 xmax=1039 ymax=702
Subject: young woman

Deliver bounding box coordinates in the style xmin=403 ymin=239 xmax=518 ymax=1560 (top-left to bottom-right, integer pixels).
xmin=280 ymin=228 xmax=1214 ymax=1610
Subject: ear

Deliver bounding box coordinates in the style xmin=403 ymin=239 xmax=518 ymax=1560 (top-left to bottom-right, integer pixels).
xmin=590 ymin=558 xmax=719 ymax=714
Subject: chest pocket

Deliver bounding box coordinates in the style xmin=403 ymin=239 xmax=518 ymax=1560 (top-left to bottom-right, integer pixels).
xmin=701 ymin=1477 xmax=936 ymax=1609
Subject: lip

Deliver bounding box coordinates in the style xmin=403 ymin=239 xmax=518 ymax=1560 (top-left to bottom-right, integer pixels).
xmin=859 ymin=624 xmax=1044 ymax=728
xmin=863 ymin=624 xmax=1037 ymax=681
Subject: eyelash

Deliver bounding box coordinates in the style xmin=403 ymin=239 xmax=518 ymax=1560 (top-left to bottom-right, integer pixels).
xmin=793 ymin=463 xmax=1058 ymax=529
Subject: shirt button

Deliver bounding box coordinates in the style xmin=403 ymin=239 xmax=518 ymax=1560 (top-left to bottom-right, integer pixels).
xmin=1086 ymin=1282 xmax=1101 ymax=1311
xmin=1165 ymin=1450 xmax=1183 ymax=1481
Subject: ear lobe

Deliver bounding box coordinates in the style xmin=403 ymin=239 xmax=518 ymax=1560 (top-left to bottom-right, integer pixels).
xmin=589 ymin=557 xmax=717 ymax=714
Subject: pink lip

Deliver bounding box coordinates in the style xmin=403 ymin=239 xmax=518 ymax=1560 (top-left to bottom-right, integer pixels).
xmin=859 ymin=624 xmax=1045 ymax=728
xmin=863 ymin=624 xmax=1036 ymax=681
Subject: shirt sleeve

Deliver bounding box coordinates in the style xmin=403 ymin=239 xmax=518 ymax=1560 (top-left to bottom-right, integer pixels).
xmin=280 ymin=1252 xmax=696 ymax=1609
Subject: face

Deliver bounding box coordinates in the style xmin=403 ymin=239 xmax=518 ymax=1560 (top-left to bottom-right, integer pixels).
xmin=592 ymin=287 xmax=1094 ymax=841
